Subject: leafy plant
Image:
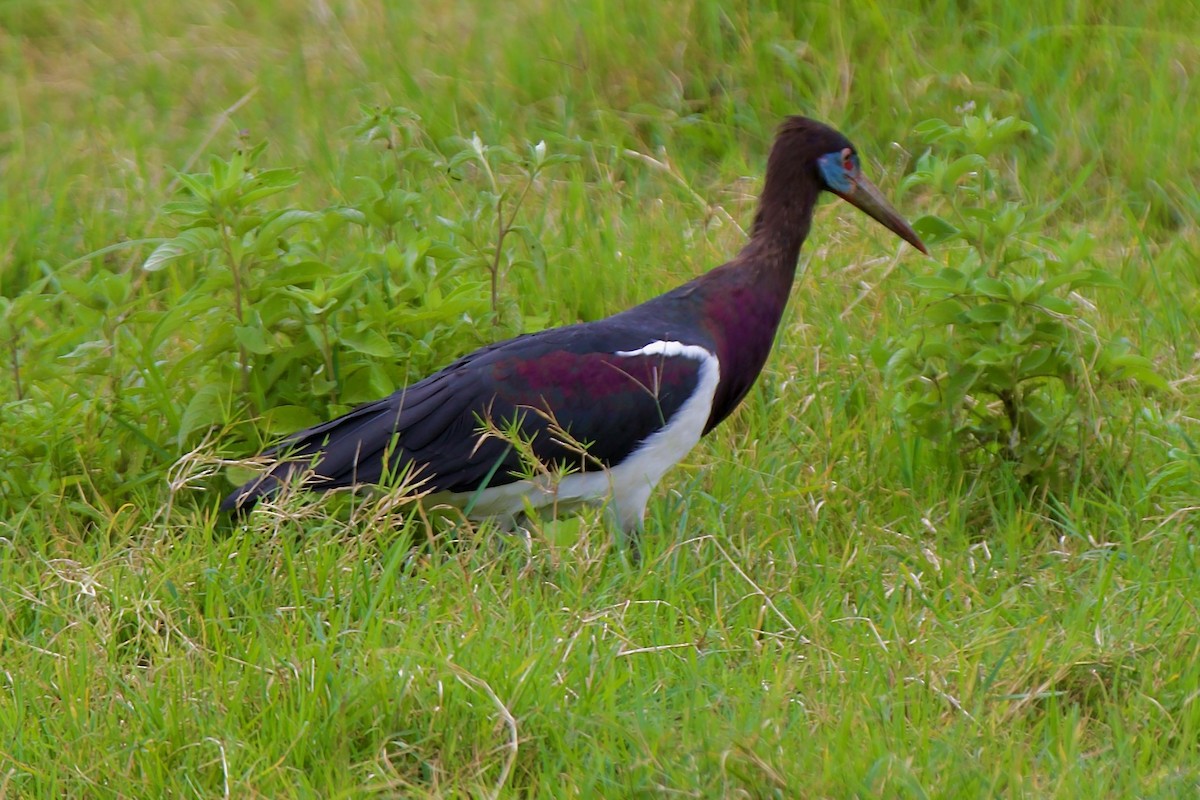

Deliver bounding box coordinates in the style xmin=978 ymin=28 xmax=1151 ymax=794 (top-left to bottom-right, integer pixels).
xmin=356 ymin=105 xmax=577 ymax=323
xmin=141 ymin=109 xmax=576 ymax=464
xmin=886 ymin=108 xmax=1167 ymax=487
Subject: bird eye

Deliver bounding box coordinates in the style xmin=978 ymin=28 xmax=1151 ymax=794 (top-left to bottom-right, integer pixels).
xmin=841 ymin=148 xmax=855 ymax=173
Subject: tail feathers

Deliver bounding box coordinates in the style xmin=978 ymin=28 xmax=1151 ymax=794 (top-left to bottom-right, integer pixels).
xmin=219 ymin=472 xmax=285 ymax=514
xmin=219 ymin=397 xmax=404 ymax=515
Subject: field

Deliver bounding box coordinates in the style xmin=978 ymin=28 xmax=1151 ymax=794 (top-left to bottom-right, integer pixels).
xmin=2 ymin=1 xmax=1199 ymax=796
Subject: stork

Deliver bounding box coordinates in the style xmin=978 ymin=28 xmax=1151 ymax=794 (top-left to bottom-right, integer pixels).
xmin=221 ymin=117 xmax=927 ymax=537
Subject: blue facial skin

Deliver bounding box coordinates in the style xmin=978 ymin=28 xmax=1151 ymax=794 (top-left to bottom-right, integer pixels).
xmin=816 ymin=150 xmax=858 ymax=194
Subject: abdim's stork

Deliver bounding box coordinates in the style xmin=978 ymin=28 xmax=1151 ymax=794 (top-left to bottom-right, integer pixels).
xmin=221 ymin=117 xmax=927 ymax=533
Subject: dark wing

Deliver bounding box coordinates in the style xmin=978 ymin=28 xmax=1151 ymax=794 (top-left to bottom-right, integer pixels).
xmin=221 ymin=323 xmax=709 ymax=512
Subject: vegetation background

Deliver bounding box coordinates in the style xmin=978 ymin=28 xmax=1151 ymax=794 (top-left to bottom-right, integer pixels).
xmin=2 ymin=0 xmax=1198 ymax=796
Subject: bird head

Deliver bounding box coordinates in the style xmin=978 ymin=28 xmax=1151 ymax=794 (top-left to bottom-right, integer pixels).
xmin=765 ymin=117 xmax=928 ymax=255
xmin=816 ymin=144 xmax=928 ymax=255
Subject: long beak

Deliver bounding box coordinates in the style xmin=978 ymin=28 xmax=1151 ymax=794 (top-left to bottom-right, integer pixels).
xmin=834 ymin=175 xmax=928 ymax=255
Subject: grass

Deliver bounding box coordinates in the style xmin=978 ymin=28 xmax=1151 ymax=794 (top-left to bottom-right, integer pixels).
xmin=2 ymin=0 xmax=1200 ymax=796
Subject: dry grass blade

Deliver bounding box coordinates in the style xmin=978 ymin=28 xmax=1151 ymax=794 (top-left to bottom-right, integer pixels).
xmin=449 ymin=664 xmax=519 ymax=800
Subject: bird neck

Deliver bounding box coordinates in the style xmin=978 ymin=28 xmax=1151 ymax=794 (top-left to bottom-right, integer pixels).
xmin=684 ymin=184 xmax=818 ymax=432
xmin=723 ymin=172 xmax=820 ymax=302
xmin=747 ymin=166 xmax=820 ymax=270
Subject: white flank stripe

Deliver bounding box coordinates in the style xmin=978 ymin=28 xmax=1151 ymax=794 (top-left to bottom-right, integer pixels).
xmin=615 ymin=340 xmax=713 ymax=361
xmin=605 ymin=340 xmax=721 ymax=529
xmin=432 ymin=340 xmax=721 ymax=532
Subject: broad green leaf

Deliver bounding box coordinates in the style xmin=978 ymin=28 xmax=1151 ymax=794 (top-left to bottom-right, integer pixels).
xmin=962 ymin=207 xmax=995 ymax=223
xmin=234 ymin=325 xmax=273 ymax=355
xmin=1017 ymin=348 xmax=1054 ymax=376
xmin=261 ymin=260 xmax=336 ymax=288
xmin=328 ymin=266 xmax=371 ymax=296
xmin=971 ymin=277 xmax=1011 ymax=299
xmin=1040 ymin=270 xmax=1090 ymax=294
xmin=937 ymin=267 xmax=968 ymax=285
xmin=990 ymin=204 xmax=1026 ymax=236
xmin=1032 ymin=320 xmax=1068 ymax=340
xmin=965 ymin=346 xmax=1008 ymax=367
xmin=990 ymin=115 xmax=1038 ymax=142
xmin=262 ymin=405 xmax=321 ymax=435
xmin=965 ymin=303 xmax=1013 ymax=323
xmin=56 ymin=274 xmax=101 ymax=306
xmin=172 ymin=171 xmax=214 ymax=199
xmin=883 ymin=346 xmax=914 ymax=377
xmin=96 ymin=271 xmax=131 ymax=306
xmin=252 ymin=209 xmax=322 ymax=255
xmin=943 ymin=154 xmax=987 ymax=185
xmin=447 ymin=148 xmax=477 ymax=171
xmin=161 ymin=198 xmax=210 ymax=218
xmin=908 ymin=274 xmax=960 ymax=292
xmin=977 ymin=365 xmax=1015 ymax=393
xmin=913 ymin=118 xmax=952 ymax=141
xmin=177 ymin=383 xmax=227 ymax=447
xmin=426 ymin=242 xmax=466 ymax=262
xmin=911 ymin=215 xmax=960 ymax=245
xmin=1037 ymin=296 xmax=1074 ymax=315
xmin=945 ymin=366 xmax=983 ymax=406
xmin=341 ymin=328 xmax=394 ymax=358
xmin=143 ymin=227 xmax=222 ymax=272
xmin=435 ymin=215 xmax=466 ymax=235
xmin=311 ymin=376 xmax=339 ymax=397
xmin=328 ymin=207 xmax=368 ymax=227
xmin=399 ymin=147 xmax=439 ymax=167
xmin=924 ymin=298 xmax=968 ymax=325
xmin=240 ymin=167 xmax=301 ymax=204
xmin=404 ymin=237 xmax=433 ymax=274
xmin=917 ymin=340 xmax=955 ymax=361
xmin=340 ymin=363 xmax=398 ymax=404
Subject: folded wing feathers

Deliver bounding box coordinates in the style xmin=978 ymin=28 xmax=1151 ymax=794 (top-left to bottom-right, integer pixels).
xmin=223 ymin=328 xmax=712 ymax=513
